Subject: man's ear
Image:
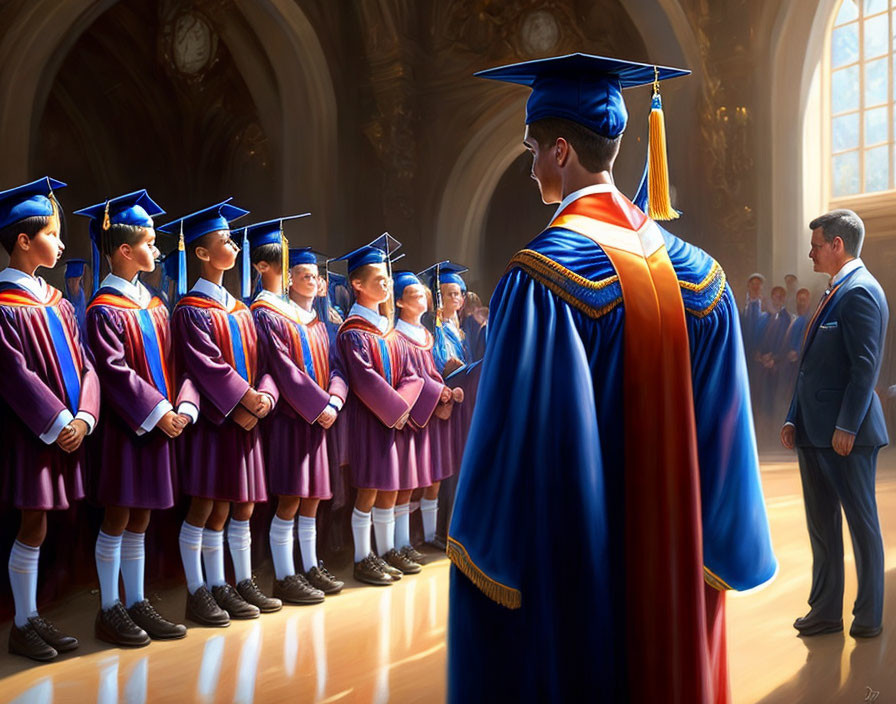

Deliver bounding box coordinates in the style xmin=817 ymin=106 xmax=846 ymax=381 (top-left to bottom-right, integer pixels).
xmin=194 ymin=246 xmax=211 ymax=263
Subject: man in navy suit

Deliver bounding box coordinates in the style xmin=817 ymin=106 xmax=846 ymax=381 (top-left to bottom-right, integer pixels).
xmin=782 ymin=209 xmax=888 ymax=638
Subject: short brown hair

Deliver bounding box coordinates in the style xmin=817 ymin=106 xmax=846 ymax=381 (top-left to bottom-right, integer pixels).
xmin=528 ymin=118 xmax=622 ymax=172
xmin=0 ymin=216 xmax=52 ymax=255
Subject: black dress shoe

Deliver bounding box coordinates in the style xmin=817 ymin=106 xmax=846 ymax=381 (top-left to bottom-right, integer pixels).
xmin=212 ymin=583 xmax=260 ymax=619
xmin=95 ymin=602 xmax=151 ymax=647
xmin=28 ymin=615 xmax=79 ymax=652
xmin=307 ymin=564 xmax=344 ymax=594
xmin=236 ymin=577 xmax=282 ymax=613
xmin=793 ymin=614 xmax=843 ymax=636
xmin=185 ymin=586 xmax=230 ymax=627
xmin=374 ymin=553 xmax=402 ymax=579
xmin=426 ymin=536 xmax=447 ymax=552
xmin=9 ymin=622 xmax=57 ymax=661
xmin=400 ymin=545 xmax=425 ymax=564
xmin=849 ymin=622 xmax=882 ymax=638
xmin=383 ymin=548 xmax=422 ymax=575
xmin=354 ymin=553 xmax=395 ymax=586
xmin=273 ymin=574 xmax=325 ymax=604
xmin=127 ymin=600 xmax=187 ymax=640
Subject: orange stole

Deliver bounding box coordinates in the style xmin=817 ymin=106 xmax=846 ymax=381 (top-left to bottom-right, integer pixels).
xmin=551 ymin=193 xmax=727 ymax=704
xmin=339 ymin=316 xmax=403 ymax=388
xmin=0 ymin=287 xmax=63 ymax=307
xmin=177 ymin=295 xmax=257 ymax=385
xmin=251 ymin=300 xmax=330 ymax=391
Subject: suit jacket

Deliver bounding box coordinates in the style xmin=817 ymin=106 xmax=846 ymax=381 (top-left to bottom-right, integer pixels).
xmin=786 ymin=264 xmax=888 ymax=447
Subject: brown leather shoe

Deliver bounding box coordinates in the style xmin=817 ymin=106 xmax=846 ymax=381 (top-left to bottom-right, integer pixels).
xmin=9 ymin=622 xmax=57 ymax=661
xmin=28 ymin=615 xmax=79 ymax=652
xmin=374 ymin=553 xmax=402 ymax=579
xmin=426 ymin=536 xmax=447 ymax=552
xmin=128 ymin=600 xmax=187 ymax=640
xmin=383 ymin=548 xmax=422 ymax=575
xmin=307 ymin=564 xmax=344 ymax=594
xmin=354 ymin=553 xmax=395 ymax=586
xmin=236 ymin=577 xmax=282 ymax=613
xmin=212 ymin=583 xmax=260 ymax=619
xmin=95 ymin=602 xmax=151 ymax=647
xmin=273 ymin=574 xmax=325 ymax=604
xmin=185 ymin=586 xmax=230 ymax=627
xmin=400 ymin=545 xmax=425 ymax=564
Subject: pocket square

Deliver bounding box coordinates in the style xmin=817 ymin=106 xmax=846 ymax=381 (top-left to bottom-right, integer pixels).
xmin=820 ymin=321 xmax=839 ymax=329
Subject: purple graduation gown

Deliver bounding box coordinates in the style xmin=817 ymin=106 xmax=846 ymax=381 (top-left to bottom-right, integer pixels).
xmin=252 ymin=297 xmax=348 ymax=499
xmin=172 ymin=292 xmax=278 ymax=503
xmin=85 ymin=289 xmax=200 ymax=509
xmin=336 ymin=316 xmax=430 ymax=491
xmin=0 ymin=282 xmax=100 ymax=510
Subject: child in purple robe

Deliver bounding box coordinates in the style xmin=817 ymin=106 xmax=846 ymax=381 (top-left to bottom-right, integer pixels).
xmin=242 ymin=217 xmax=346 ymax=601
xmin=76 ymin=190 xmax=197 ymax=646
xmin=393 ymin=271 xmax=462 ymax=554
xmin=0 ymin=178 xmax=100 ymax=661
xmin=160 ymin=200 xmax=282 ymax=626
xmin=333 ymin=236 xmax=432 ymax=585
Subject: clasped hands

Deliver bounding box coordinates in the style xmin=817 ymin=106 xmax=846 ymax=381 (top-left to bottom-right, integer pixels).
xmin=234 ymin=388 xmax=273 ymax=431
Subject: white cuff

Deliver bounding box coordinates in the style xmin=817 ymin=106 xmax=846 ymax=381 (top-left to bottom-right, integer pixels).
xmin=136 ymin=400 xmax=173 ymax=436
xmin=328 ymin=395 xmax=344 ymax=412
xmin=75 ymin=411 xmax=97 ymax=435
xmin=783 ymin=422 xmax=795 ymax=428
xmin=834 ymin=425 xmax=856 ymax=436
xmin=177 ymin=402 xmax=199 ymax=424
xmin=40 ymin=409 xmax=74 ymax=444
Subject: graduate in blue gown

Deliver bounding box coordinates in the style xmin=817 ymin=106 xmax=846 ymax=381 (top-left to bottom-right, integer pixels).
xmin=447 ymin=53 xmax=777 ymax=704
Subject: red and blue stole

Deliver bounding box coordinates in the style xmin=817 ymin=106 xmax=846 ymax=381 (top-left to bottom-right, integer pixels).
xmin=251 ymin=299 xmax=330 ymax=390
xmin=0 ymin=284 xmax=83 ymax=412
xmin=87 ymin=290 xmax=172 ymax=400
xmin=176 ymin=294 xmax=256 ymax=384
xmin=341 ymin=316 xmax=402 ymax=388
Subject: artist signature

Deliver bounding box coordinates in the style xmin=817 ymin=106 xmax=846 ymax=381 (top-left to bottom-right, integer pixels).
xmin=863 ymin=686 xmax=880 ymax=702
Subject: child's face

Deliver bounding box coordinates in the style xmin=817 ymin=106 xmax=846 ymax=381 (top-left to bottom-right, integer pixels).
xmin=398 ymin=284 xmax=427 ymax=318
xmin=123 ymin=228 xmax=159 ymax=273
xmin=290 ymin=264 xmax=318 ymax=298
xmin=440 ymin=283 xmax=464 ymax=315
xmin=27 ymin=219 xmax=65 ymax=269
xmin=316 ymin=274 xmax=328 ymax=297
xmin=199 ymin=230 xmax=239 ymax=271
xmin=352 ymin=263 xmax=390 ymax=305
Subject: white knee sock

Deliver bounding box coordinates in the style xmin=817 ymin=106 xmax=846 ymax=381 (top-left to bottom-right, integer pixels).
xmin=351 ymin=508 xmax=372 ymax=562
xmin=297 ymin=516 xmax=318 ymax=573
xmin=8 ymin=540 xmax=39 ymax=627
xmin=202 ymin=528 xmax=226 ymax=588
xmin=420 ymin=498 xmax=439 ymax=543
xmin=269 ymin=516 xmax=295 ymax=581
xmin=179 ymin=521 xmax=205 ymax=594
xmin=371 ymin=507 xmax=395 ymax=556
xmin=95 ymin=530 xmax=122 ymax=609
xmin=227 ymin=519 xmax=252 ymax=583
xmin=120 ymin=530 xmax=145 ymax=607
xmin=394 ymin=504 xmax=411 ymax=549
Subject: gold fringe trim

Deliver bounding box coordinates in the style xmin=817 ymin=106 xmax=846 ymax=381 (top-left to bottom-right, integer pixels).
xmin=678 ymin=260 xmax=721 ymax=292
xmin=681 ymin=261 xmax=727 ymax=319
xmin=447 ymin=537 xmax=521 ymax=609
xmin=507 ymin=249 xmax=622 ymax=319
xmin=704 ymin=565 xmax=732 ymax=591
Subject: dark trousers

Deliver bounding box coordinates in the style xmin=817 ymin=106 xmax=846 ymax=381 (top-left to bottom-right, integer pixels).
xmin=797 ymin=445 xmax=884 ymax=627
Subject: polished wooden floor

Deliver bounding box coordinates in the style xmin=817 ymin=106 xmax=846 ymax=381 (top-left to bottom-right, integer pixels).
xmin=2 ymin=456 xmax=895 ymax=703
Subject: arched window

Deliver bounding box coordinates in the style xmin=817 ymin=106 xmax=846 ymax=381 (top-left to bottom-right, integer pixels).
xmin=829 ymin=0 xmax=894 ymax=198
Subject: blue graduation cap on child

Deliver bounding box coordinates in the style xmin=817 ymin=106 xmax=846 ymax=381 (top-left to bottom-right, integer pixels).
xmin=393 ymin=270 xmax=424 ymax=302
xmin=157 ymin=198 xmax=250 ymax=299
xmin=74 ymin=189 xmax=165 ymax=292
xmin=418 ymin=261 xmax=469 ymax=293
xmin=475 ymin=52 xmax=690 ymax=220
xmin=331 ymin=233 xmax=402 ymax=274
xmin=64 ymin=258 xmax=88 ymax=279
xmin=233 ymin=213 xmax=310 ymax=299
xmin=0 ymin=177 xmax=66 ymax=231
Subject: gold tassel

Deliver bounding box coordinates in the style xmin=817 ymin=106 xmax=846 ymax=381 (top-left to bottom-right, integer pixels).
xmin=281 ymin=228 xmax=290 ymax=298
xmin=102 ymin=200 xmax=111 ymax=231
xmin=647 ymin=69 xmax=679 ymax=221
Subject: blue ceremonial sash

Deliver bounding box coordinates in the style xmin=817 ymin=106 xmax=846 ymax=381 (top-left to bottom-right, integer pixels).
xmin=135 ymin=309 xmax=169 ymax=399
xmin=377 ymin=337 xmax=393 ymax=387
xmin=45 ymin=306 xmax=81 ymax=413
xmin=227 ymin=313 xmax=250 ymax=382
xmin=295 ymin=323 xmax=319 ymax=384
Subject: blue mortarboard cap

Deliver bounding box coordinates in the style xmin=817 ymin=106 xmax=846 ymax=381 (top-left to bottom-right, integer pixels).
xmin=332 ymin=233 xmax=402 ymax=274
xmin=233 ymin=213 xmax=311 ymax=251
xmin=475 ymin=53 xmax=689 ymax=138
xmin=157 ymin=198 xmax=249 ymax=243
xmin=393 ymin=270 xmax=423 ymax=301
xmin=289 ymin=247 xmax=318 ymax=267
xmin=419 ymin=261 xmax=469 ymax=292
xmin=0 ymin=177 xmax=66 ymax=231
xmin=64 ymin=258 xmax=88 ymax=278
xmin=157 ymin=199 xmax=249 ymax=299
